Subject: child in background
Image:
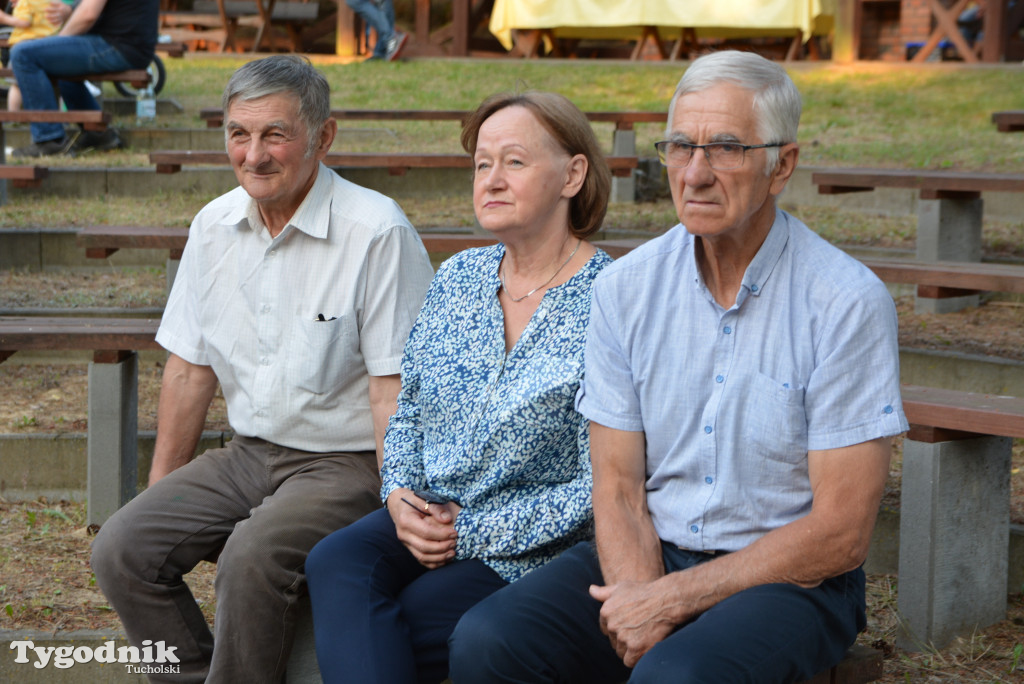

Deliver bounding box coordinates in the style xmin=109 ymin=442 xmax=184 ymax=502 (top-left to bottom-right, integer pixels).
xmin=0 ymin=0 xmax=61 ymax=110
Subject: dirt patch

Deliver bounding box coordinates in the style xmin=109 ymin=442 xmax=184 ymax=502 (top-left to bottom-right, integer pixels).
xmin=0 ymin=498 xmax=1020 ymax=683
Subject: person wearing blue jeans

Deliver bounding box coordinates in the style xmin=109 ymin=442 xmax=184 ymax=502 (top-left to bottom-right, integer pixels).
xmin=448 ymin=51 xmax=909 ymax=684
xmin=10 ymin=0 xmax=158 ymax=157
xmin=346 ymin=0 xmax=407 ymax=61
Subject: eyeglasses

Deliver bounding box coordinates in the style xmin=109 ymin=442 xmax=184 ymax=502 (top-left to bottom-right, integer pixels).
xmin=653 ymin=140 xmax=786 ymax=170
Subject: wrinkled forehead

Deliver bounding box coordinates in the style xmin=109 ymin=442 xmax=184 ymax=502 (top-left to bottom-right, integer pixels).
xmin=669 ymin=84 xmax=759 ymax=141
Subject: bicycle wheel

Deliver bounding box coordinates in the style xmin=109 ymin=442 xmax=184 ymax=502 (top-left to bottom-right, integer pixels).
xmin=114 ymin=55 xmax=166 ymax=97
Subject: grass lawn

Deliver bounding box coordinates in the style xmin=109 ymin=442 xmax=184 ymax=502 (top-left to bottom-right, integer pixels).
xmin=108 ymin=57 xmax=1024 ymax=171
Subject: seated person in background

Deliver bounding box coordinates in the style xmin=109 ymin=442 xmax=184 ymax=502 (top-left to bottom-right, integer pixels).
xmin=346 ymin=0 xmax=407 ymax=61
xmin=0 ymin=0 xmax=61 ymax=110
xmin=306 ymin=90 xmax=614 ymax=684
xmin=10 ymin=0 xmax=159 ymax=157
xmin=90 ymin=55 xmax=434 ymax=683
xmin=449 ymin=50 xmax=909 ymax=684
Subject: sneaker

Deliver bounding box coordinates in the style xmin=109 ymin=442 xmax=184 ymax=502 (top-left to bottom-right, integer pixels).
xmin=11 ymin=137 xmax=68 ymax=158
xmin=65 ymin=128 xmax=124 ymax=157
xmin=385 ymin=31 xmax=408 ymax=61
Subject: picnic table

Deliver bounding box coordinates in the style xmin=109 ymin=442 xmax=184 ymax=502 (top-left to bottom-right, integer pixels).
xmin=487 ymin=0 xmax=835 ymax=59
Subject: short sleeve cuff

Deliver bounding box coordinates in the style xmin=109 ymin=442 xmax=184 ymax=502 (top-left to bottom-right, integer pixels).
xmin=577 ymin=390 xmax=645 ymax=432
xmin=155 ymin=327 xmax=208 ymax=367
xmin=807 ymin=410 xmax=909 ymax=452
xmin=364 ymin=355 xmax=403 ymax=377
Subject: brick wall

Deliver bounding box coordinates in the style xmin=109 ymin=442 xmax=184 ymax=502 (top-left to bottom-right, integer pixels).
xmin=858 ymin=1 xmax=905 ymax=60
xmin=901 ymin=0 xmax=938 ymax=43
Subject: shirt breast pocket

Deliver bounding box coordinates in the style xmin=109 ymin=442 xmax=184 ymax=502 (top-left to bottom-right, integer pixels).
xmin=741 ymin=371 xmax=807 ymax=464
xmin=290 ymin=314 xmax=358 ymax=395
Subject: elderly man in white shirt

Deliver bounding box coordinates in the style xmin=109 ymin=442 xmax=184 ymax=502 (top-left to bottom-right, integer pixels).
xmin=91 ymin=55 xmax=433 ymax=684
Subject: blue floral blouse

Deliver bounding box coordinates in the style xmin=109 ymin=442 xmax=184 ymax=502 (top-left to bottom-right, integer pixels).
xmin=380 ymin=243 xmax=612 ymax=582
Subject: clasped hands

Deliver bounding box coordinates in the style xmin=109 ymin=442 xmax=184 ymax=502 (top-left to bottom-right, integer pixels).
xmin=589 ymin=579 xmax=680 ymax=668
xmin=387 ymin=488 xmax=461 ymax=569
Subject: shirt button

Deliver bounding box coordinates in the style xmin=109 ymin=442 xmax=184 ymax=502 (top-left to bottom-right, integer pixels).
xmin=751 ymin=284 xmax=759 ymax=293
xmin=690 ymin=525 xmax=699 ymax=533
xmin=261 ymin=357 xmax=270 ymax=366
xmin=723 ymin=326 xmax=732 ymax=334
xmin=261 ymin=304 xmax=271 ymax=313
xmin=705 ymin=476 xmax=713 ymax=484
xmin=884 ymin=405 xmax=894 ymax=414
xmin=704 ymin=425 xmax=712 ymax=434
xmin=716 ymin=374 xmax=724 ymax=383
xmin=269 ymin=250 xmax=277 ymax=257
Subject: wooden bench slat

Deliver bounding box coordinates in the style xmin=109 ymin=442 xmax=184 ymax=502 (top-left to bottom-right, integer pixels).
xmin=0 ymin=166 xmax=48 ymax=181
xmin=812 ymin=168 xmax=1024 ymax=195
xmin=0 ymin=317 xmax=162 ymax=355
xmin=76 ymin=226 xmax=191 ymax=252
xmin=992 ymin=109 xmax=1024 ymax=132
xmin=860 ymin=257 xmax=1024 ymax=295
xmin=198 ymin=107 xmax=668 ymax=129
xmin=902 ymin=384 xmax=1024 ymax=440
xmin=149 ymin=151 xmax=638 ymax=174
xmin=0 ymin=67 xmax=150 ymax=86
xmin=0 ymin=110 xmax=111 ymax=125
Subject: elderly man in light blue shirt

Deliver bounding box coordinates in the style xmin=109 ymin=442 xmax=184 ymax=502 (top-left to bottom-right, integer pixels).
xmin=449 ymin=50 xmax=908 ymax=684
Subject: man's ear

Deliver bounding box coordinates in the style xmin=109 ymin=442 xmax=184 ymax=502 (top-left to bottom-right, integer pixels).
xmin=315 ymin=118 xmax=338 ymax=158
xmin=769 ymin=143 xmax=799 ymax=196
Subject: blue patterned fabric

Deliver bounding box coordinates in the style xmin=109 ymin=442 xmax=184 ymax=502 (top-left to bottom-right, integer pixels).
xmin=381 ymin=244 xmax=612 ymax=582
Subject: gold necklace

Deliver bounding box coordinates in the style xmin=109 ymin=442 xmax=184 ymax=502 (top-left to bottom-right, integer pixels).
xmin=500 ymin=238 xmax=582 ymax=303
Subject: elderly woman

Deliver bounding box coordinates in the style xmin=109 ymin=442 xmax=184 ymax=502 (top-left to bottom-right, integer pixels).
xmin=305 ymin=90 xmax=613 ymax=683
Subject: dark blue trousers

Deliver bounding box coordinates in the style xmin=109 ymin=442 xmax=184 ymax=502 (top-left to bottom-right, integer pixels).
xmin=449 ymin=541 xmax=866 ymax=684
xmin=305 ymin=508 xmax=507 ymax=684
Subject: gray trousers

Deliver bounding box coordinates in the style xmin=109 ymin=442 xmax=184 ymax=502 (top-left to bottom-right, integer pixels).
xmin=90 ymin=435 xmax=382 ymax=683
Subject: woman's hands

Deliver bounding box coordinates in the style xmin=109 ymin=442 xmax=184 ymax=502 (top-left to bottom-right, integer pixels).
xmin=387 ymin=489 xmax=461 ymax=569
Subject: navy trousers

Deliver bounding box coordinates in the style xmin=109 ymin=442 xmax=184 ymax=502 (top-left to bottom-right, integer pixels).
xmin=449 ymin=541 xmax=866 ymax=684
xmin=306 ymin=508 xmax=507 ymax=684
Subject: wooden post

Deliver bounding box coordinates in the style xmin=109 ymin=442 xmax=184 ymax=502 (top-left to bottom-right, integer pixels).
xmin=832 ymin=0 xmax=857 ymax=62
xmin=335 ymin=1 xmax=359 ymax=56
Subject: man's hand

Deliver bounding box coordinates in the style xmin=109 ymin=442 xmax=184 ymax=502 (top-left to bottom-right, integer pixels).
xmin=589 ymin=580 xmax=678 ymax=668
xmin=386 ymin=489 xmax=461 ymax=569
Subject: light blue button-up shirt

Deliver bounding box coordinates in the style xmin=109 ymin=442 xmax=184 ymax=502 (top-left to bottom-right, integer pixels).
xmin=577 ymin=209 xmax=908 ymax=552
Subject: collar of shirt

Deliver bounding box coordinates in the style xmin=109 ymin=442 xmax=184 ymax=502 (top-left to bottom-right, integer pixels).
xmin=220 ymin=163 xmax=334 ymax=242
xmin=689 ymin=208 xmax=790 ymax=312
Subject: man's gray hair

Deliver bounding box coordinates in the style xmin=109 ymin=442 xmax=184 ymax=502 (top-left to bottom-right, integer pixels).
xmin=222 ymin=55 xmax=331 ymax=156
xmin=667 ymin=51 xmax=802 ymax=174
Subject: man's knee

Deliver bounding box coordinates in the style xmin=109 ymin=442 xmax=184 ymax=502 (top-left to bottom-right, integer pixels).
xmin=90 ymin=508 xmax=139 ymax=588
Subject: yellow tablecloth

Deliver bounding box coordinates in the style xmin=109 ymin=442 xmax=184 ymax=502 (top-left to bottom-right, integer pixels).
xmin=489 ymin=0 xmax=835 ymax=50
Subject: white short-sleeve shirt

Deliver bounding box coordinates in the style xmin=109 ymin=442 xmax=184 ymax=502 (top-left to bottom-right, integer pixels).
xmin=157 ymin=164 xmax=434 ymax=453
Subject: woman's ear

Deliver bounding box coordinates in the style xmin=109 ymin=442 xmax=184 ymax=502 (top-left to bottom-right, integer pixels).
xmin=562 ymin=154 xmax=588 ymax=199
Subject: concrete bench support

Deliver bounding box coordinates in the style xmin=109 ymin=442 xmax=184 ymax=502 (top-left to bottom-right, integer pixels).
xmin=897 ymin=434 xmax=1010 ymax=650
xmin=87 ymin=352 xmax=139 ymax=526
xmin=915 ymin=196 xmax=983 ymax=313
xmin=610 ymin=128 xmax=636 ymax=203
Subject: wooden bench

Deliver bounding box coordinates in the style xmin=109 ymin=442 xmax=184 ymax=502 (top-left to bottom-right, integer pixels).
xmin=197 ymin=107 xmax=667 ymax=131
xmin=812 ymin=167 xmax=1024 ymax=313
xmin=0 ymin=66 xmax=152 ymax=91
xmin=898 ymin=385 xmax=1024 ymax=650
xmin=0 ymin=316 xmax=161 ymax=526
xmin=992 ymin=110 xmax=1024 ymax=132
xmin=197 ymin=107 xmax=666 ymax=202
xmin=0 ymin=110 xmax=112 ymax=196
xmin=0 ymin=66 xmax=149 ymax=195
xmin=596 ymin=238 xmax=1024 ymax=301
xmin=148 ymin=150 xmax=640 ymax=178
